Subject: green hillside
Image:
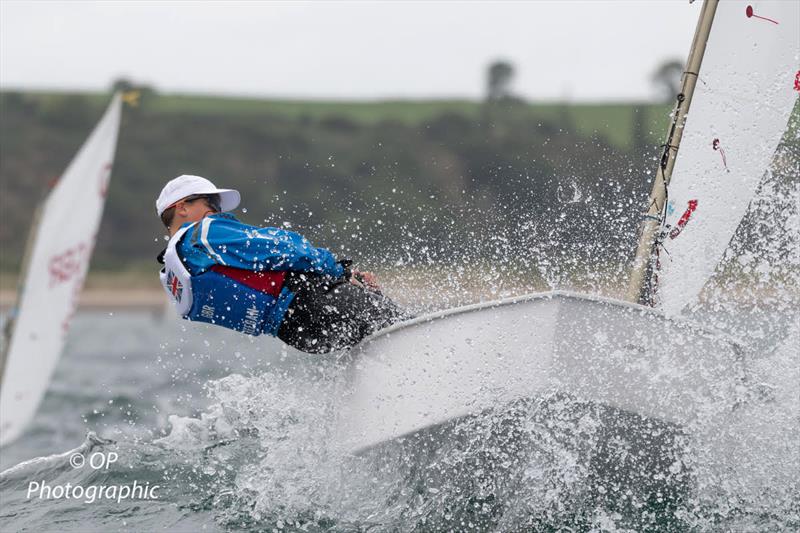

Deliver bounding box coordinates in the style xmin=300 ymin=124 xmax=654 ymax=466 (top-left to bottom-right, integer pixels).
xmin=0 ymin=89 xmax=680 ymax=284
xmin=8 ymin=90 xmax=672 ymax=148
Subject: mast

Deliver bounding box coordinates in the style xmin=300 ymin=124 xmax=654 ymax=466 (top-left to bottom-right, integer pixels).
xmin=625 ymin=0 xmax=719 ymax=305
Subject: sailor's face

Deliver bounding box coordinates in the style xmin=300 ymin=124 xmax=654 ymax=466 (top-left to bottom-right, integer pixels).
xmin=176 ymin=197 xmax=216 ymax=223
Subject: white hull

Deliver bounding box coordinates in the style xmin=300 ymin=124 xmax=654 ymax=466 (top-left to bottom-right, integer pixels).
xmin=336 ymin=291 xmax=745 ymax=454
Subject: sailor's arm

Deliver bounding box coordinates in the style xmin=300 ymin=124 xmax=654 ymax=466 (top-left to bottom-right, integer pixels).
xmin=186 ymin=217 xmax=344 ymax=278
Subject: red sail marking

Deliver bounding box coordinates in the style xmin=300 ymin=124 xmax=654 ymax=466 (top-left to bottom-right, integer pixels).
xmin=669 ymin=200 xmax=698 ymax=240
xmin=712 ymin=138 xmax=730 ymax=172
xmin=45 ymin=240 xmax=92 ymax=336
xmin=794 ymin=71 xmax=800 ymax=92
xmin=745 ymin=5 xmax=779 ymax=24
xmin=48 ymin=242 xmax=88 ymax=288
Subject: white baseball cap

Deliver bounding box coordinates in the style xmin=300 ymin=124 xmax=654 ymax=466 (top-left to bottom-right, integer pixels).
xmin=156 ymin=175 xmax=240 ymax=216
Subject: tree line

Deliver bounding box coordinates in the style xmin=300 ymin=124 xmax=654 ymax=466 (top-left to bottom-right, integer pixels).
xmin=1 ymin=89 xmax=664 ymax=285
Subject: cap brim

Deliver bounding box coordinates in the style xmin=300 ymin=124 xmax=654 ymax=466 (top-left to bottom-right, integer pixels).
xmin=216 ymin=189 xmax=240 ymax=213
xmin=188 ymin=187 xmax=240 ymax=213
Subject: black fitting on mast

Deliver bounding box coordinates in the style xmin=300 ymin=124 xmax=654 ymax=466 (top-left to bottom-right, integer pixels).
xmin=660 ymin=91 xmax=687 ymax=172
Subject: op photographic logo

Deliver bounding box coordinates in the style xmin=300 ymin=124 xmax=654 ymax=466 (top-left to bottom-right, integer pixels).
xmin=166 ymin=270 xmax=183 ymax=302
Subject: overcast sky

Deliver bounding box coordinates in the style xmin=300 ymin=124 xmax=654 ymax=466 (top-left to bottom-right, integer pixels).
xmin=0 ymin=1 xmax=699 ymax=102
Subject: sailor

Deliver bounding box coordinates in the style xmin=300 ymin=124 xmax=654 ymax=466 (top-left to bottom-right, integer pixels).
xmin=155 ymin=174 xmax=407 ymax=353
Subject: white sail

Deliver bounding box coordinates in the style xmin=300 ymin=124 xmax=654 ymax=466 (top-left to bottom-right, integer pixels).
xmin=0 ymin=94 xmax=122 ymax=446
xmin=657 ymin=0 xmax=799 ymax=315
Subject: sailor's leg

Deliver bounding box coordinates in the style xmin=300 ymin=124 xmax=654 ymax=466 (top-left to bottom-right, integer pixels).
xmin=277 ymin=276 xmax=408 ymax=354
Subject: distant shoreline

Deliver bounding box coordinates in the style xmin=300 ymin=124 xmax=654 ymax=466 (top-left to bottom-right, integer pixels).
xmin=1 ymin=269 xmax=795 ymax=313
xmin=1 ymin=270 xmax=165 ymax=311
xmin=0 ymin=288 xmax=167 ymax=312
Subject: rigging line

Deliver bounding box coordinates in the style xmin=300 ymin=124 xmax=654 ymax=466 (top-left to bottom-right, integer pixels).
xmin=660 ymin=92 xmax=686 ymax=171
xmin=653 ymin=87 xmax=688 ymax=230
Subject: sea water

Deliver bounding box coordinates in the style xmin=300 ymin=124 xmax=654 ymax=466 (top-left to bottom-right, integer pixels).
xmin=1 ymin=148 xmax=798 ymax=531
xmin=0 ymin=299 xmax=797 ymax=532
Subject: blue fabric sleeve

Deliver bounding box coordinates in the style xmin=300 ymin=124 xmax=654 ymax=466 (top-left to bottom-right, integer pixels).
xmin=178 ymin=214 xmax=344 ymax=278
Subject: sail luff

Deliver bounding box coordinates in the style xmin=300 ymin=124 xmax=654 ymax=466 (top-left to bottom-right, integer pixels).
xmin=625 ymin=0 xmax=719 ymax=305
xmin=0 ymin=200 xmax=46 ymax=387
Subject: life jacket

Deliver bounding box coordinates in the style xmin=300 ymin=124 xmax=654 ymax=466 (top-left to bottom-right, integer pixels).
xmin=159 ymin=223 xmax=294 ymax=336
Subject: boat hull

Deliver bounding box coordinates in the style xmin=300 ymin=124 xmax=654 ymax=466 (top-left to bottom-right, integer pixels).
xmin=336 ymin=291 xmax=744 ymax=454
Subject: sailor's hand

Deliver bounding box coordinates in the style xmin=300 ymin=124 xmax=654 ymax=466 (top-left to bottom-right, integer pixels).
xmin=351 ymin=269 xmax=380 ymax=290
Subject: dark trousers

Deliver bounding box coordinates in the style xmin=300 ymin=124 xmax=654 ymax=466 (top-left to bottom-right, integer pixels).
xmin=277 ymin=273 xmax=409 ymax=354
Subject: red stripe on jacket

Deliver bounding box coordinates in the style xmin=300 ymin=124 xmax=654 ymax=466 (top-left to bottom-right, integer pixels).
xmin=210 ymin=265 xmax=286 ymax=297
